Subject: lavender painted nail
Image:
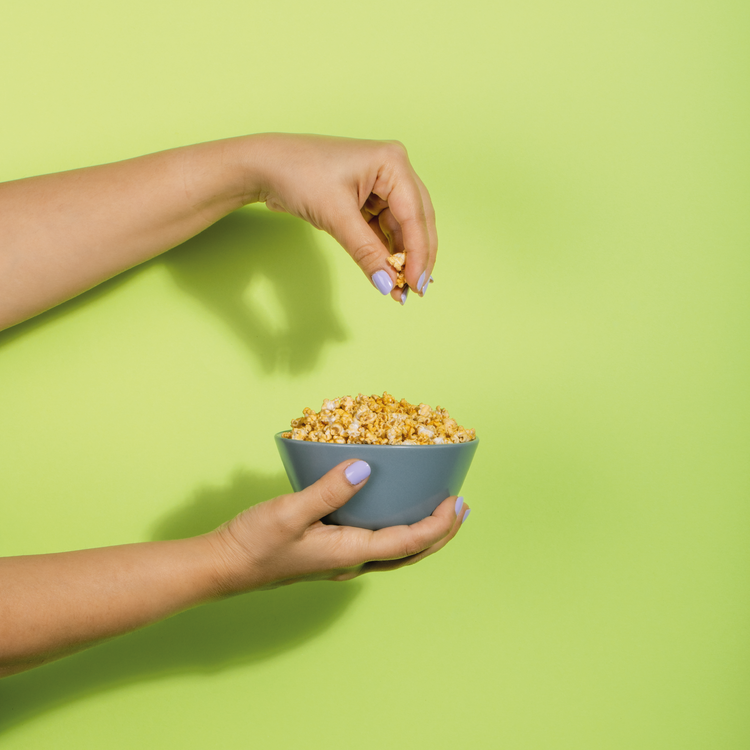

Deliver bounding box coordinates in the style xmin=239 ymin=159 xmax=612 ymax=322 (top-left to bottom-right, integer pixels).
xmin=344 ymin=460 xmax=371 ymax=485
xmin=372 ymin=270 xmax=394 ymax=295
xmin=461 ymin=508 xmax=471 ymax=524
xmin=417 ymin=271 xmax=427 ymax=294
xmin=400 ymin=287 xmax=409 ymax=306
xmin=454 ymin=496 xmax=464 ymax=516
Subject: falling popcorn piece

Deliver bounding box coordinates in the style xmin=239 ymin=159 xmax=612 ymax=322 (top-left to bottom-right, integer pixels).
xmin=282 ymin=393 xmax=476 ymax=446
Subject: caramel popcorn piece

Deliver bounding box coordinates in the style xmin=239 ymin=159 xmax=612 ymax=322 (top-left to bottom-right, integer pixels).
xmin=282 ymin=393 xmax=476 ymax=445
xmin=386 ymin=252 xmax=405 ymax=271
xmin=386 ymin=252 xmax=407 ymax=288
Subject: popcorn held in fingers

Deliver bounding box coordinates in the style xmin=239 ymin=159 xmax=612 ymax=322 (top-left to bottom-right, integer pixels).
xmin=386 ymin=252 xmax=407 ymax=289
xmin=281 ymin=393 xmax=477 ymax=445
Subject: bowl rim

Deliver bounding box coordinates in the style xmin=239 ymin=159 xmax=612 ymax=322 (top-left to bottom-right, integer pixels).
xmin=274 ymin=430 xmax=479 ymax=449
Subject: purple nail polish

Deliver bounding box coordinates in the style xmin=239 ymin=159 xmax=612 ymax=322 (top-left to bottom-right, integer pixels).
xmin=400 ymin=287 xmax=409 ymax=306
xmin=417 ymin=271 xmax=427 ymax=294
xmin=345 ymin=460 xmax=371 ymax=485
xmin=422 ymin=280 xmax=429 ymax=297
xmin=454 ymin=496 xmax=464 ymax=515
xmin=461 ymin=508 xmax=471 ymax=524
xmin=372 ymin=270 xmax=394 ymax=295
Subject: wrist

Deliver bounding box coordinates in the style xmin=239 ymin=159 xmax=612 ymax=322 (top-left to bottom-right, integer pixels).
xmin=176 ymin=134 xmax=268 ymax=216
xmin=230 ymin=132 xmax=276 ymax=207
xmin=200 ymin=525 xmax=259 ymax=598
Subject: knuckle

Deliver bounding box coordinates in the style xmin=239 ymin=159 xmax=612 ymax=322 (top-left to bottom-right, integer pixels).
xmin=272 ymin=495 xmax=300 ymax=535
xmin=352 ymin=242 xmax=383 ymax=267
xmin=398 ymin=209 xmax=427 ymax=229
xmin=384 ymin=140 xmax=408 ymax=160
xmin=316 ymin=481 xmax=343 ymax=514
xmin=399 ymin=535 xmax=423 ymax=559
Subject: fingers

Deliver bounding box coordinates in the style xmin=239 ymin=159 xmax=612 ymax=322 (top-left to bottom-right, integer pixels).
xmin=361 ymin=194 xmax=389 ymax=222
xmin=413 ymin=175 xmax=438 ymax=296
xmin=362 ymin=496 xmax=469 ymax=573
xmin=375 ymin=209 xmax=410 ymax=303
xmin=327 ymin=142 xmax=437 ymax=303
xmin=377 ymin=208 xmax=403 ymax=255
xmin=283 ymin=460 xmax=372 ymax=528
xmin=371 ymin=147 xmax=436 ymax=297
xmin=354 ymin=495 xmax=464 ymax=565
xmin=327 ymin=202 xmax=400 ymax=298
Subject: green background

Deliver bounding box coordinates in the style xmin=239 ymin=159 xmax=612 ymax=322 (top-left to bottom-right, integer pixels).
xmin=1 ymin=0 xmax=749 ymax=747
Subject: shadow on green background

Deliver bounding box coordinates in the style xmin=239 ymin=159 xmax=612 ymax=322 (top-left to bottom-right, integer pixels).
xmin=0 ymin=207 xmax=347 ymax=376
xmin=163 ymin=208 xmax=346 ymax=374
xmin=0 ymin=466 xmax=362 ymax=735
xmin=0 ymin=265 xmax=138 ymax=351
xmin=152 ymin=469 xmax=293 ymax=541
xmin=0 ymin=209 xmax=357 ymax=733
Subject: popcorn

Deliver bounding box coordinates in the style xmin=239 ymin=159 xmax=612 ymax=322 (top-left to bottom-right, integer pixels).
xmin=385 ymin=251 xmax=435 ymax=291
xmin=386 ymin=252 xmax=407 ymax=288
xmin=281 ymin=393 xmax=476 ymax=445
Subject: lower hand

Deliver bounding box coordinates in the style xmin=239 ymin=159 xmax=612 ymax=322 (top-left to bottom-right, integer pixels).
xmin=207 ymin=460 xmax=469 ymax=593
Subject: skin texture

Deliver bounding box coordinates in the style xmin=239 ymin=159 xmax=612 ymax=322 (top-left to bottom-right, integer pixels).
xmin=0 ymin=134 xmax=436 ymax=329
xmin=0 ymin=134 xmax=465 ymax=677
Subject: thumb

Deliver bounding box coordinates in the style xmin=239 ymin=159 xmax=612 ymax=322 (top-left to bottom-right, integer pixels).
xmin=297 ymin=459 xmax=371 ymax=524
xmin=327 ymin=205 xmax=399 ymax=298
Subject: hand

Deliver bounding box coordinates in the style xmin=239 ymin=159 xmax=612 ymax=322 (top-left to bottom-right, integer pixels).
xmin=208 ymin=460 xmax=469 ymax=593
xmin=246 ymin=134 xmax=437 ymax=303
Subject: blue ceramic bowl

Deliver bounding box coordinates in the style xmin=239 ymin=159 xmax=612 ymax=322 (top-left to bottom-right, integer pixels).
xmin=275 ymin=432 xmax=479 ymax=530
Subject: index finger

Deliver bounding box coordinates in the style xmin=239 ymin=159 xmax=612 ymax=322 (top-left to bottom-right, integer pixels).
xmin=371 ymin=145 xmax=434 ymax=295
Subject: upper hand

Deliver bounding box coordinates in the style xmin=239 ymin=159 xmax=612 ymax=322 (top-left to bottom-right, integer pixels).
xmin=246 ymin=134 xmax=437 ymax=303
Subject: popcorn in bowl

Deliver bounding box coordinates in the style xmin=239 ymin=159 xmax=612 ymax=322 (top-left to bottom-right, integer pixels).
xmin=281 ymin=393 xmax=476 ymax=446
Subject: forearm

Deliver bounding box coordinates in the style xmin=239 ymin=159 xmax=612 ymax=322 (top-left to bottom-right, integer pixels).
xmin=0 ymin=534 xmax=225 ymax=676
xmin=0 ymin=135 xmax=264 ymax=330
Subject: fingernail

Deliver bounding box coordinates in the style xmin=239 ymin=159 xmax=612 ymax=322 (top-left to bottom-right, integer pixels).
xmin=461 ymin=508 xmax=471 ymax=524
xmin=400 ymin=287 xmax=409 ymax=306
xmin=417 ymin=271 xmax=427 ymax=294
xmin=372 ymin=270 xmax=394 ymax=295
xmin=345 ymin=460 xmax=371 ymax=485
xmin=454 ymin=496 xmax=464 ymax=516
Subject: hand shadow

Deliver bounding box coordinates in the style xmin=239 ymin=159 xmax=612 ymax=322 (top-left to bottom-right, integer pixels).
xmin=163 ymin=207 xmax=347 ymax=374
xmin=0 ymin=470 xmax=362 ymax=734
xmin=0 ymin=206 xmax=347 ymax=377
